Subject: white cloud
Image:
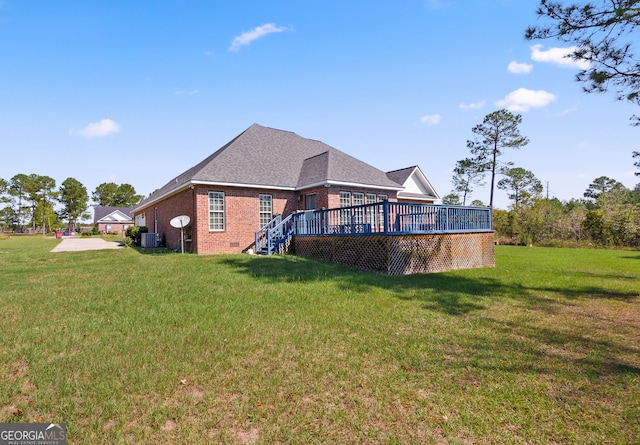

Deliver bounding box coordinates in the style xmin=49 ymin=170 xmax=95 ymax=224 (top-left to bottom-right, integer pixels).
xmin=530 ymin=44 xmax=591 ymax=70
xmin=229 ymin=23 xmax=288 ymax=52
xmin=71 ymin=119 xmax=120 ymax=139
xmin=555 ymin=106 xmax=578 ymax=117
xmin=175 ymin=90 xmax=199 ymax=96
xmin=495 ymin=88 xmax=557 ymax=112
xmin=459 ymin=100 xmax=486 ymax=111
xmin=420 ymin=114 xmax=442 ymax=126
xmin=507 ymin=61 xmax=533 ymax=74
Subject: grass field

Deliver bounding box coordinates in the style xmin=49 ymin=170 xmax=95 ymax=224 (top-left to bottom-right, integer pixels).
xmin=1 ymin=236 xmax=638 ymax=444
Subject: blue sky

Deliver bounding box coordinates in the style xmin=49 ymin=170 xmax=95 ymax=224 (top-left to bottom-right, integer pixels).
xmin=1 ymin=0 xmax=638 ymax=210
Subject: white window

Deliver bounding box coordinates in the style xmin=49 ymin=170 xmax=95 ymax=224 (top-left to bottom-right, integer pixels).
xmin=366 ymin=193 xmax=377 ymax=226
xmin=259 ymin=194 xmax=273 ymax=227
xmin=208 ymin=192 xmax=225 ymax=231
xmin=339 ymin=192 xmax=351 ymax=207
xmin=366 ymin=193 xmax=376 ymax=204
xmin=377 ymin=195 xmax=388 ymax=230
xmin=353 ymin=193 xmax=364 ymax=224
xmin=135 ymin=213 xmax=145 ymax=226
xmin=339 ymin=192 xmax=351 ymax=225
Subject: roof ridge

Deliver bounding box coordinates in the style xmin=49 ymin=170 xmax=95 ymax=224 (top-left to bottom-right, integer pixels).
xmin=135 ymin=123 xmax=408 ymax=211
xmin=386 ymin=165 xmax=417 ymax=174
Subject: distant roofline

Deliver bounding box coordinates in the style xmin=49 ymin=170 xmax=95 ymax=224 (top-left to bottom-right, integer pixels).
xmin=95 ymin=210 xmax=134 ymax=224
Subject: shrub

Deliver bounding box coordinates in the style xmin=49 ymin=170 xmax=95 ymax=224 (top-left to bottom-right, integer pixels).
xmin=125 ymin=225 xmax=138 ymax=240
xmin=125 ymin=226 xmax=148 ymax=246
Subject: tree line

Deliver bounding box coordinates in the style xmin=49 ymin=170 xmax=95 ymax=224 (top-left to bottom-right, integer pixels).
xmin=451 ymin=0 xmax=640 ymax=248
xmin=443 ymin=109 xmax=640 ymax=248
xmin=0 ymin=175 xmax=143 ymax=233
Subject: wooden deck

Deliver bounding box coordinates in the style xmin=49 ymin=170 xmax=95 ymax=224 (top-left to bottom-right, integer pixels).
xmin=293 ymin=232 xmax=495 ymax=275
xmin=256 ymin=203 xmax=495 ymax=274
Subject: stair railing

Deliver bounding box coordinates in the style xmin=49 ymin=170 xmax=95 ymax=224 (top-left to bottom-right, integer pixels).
xmin=255 ymin=213 xmax=295 ymax=255
xmin=255 ymin=214 xmax=281 ymax=254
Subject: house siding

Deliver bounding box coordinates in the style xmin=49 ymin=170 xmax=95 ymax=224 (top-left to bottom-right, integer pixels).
xmin=135 ymin=185 xmax=401 ymax=254
xmin=193 ymin=186 xmax=298 ymax=254
xmin=295 ymin=186 xmax=330 ymax=210
xmin=295 ymin=186 xmax=398 ymax=211
xmin=135 ymin=188 xmax=196 ymax=252
xmin=327 ymin=186 xmax=397 ymax=209
xmin=97 ymin=223 xmax=130 ymax=235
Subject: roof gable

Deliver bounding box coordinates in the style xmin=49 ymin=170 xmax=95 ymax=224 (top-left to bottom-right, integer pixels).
xmin=138 ymin=124 xmax=402 ymax=209
xmin=386 ymin=166 xmax=415 ymax=185
xmin=93 ymin=206 xmax=134 ymax=223
xmin=387 ymin=166 xmax=440 ymax=201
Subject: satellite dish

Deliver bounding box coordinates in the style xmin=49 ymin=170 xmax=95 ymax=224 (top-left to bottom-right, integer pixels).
xmin=170 ymin=215 xmax=190 ymax=228
xmin=170 ymin=215 xmax=191 ymax=254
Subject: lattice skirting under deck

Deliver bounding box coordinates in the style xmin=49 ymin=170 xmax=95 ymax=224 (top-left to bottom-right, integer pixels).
xmin=292 ymin=232 xmax=495 ymax=275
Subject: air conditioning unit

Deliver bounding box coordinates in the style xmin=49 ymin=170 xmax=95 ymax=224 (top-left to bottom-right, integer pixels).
xmin=141 ymin=232 xmax=159 ymax=248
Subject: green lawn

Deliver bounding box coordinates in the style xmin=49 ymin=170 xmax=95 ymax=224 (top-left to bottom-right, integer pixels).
xmin=1 ymin=236 xmax=638 ymax=444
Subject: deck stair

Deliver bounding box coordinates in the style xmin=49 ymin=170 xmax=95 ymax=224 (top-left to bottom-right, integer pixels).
xmin=255 ymin=204 xmax=492 ymax=256
xmin=255 ymin=214 xmax=294 ymax=255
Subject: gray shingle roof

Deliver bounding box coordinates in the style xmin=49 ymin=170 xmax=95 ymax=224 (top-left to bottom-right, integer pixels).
xmin=138 ymin=124 xmax=403 ymax=208
xmin=93 ymin=206 xmax=134 ymax=223
xmin=386 ymin=166 xmax=417 ymax=185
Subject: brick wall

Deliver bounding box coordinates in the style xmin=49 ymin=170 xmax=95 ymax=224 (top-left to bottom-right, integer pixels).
xmin=97 ymin=223 xmax=131 ymax=235
xmin=134 ymin=184 xmax=401 ymax=255
xmin=295 ymin=186 xmax=398 ymax=211
xmin=193 ymin=186 xmax=298 ymax=254
xmin=326 ymin=186 xmax=397 ymax=209
xmin=135 ymin=188 xmax=196 ymax=252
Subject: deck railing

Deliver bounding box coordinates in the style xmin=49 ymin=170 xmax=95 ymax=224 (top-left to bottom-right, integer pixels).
xmin=255 ymin=213 xmax=295 ymax=254
xmin=291 ymin=202 xmax=492 ymax=236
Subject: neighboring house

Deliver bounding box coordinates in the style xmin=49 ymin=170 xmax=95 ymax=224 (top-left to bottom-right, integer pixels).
xmin=133 ymin=124 xmax=439 ymax=254
xmin=94 ymin=206 xmax=134 ymax=235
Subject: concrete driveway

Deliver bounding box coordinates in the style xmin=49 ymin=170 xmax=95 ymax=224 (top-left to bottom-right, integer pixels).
xmin=51 ymin=237 xmax=124 ymax=252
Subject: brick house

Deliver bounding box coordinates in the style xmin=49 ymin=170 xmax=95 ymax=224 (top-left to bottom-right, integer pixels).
xmin=94 ymin=206 xmax=134 ymax=235
xmin=132 ymin=124 xmax=439 ymax=254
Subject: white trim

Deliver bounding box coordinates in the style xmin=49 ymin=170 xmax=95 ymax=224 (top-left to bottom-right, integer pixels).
xmin=208 ymin=191 xmax=225 ymax=231
xmin=133 ymin=184 xmax=191 ymax=213
xmin=396 ymin=193 xmax=437 ymax=202
xmin=96 ymin=210 xmax=134 ymax=224
xmin=133 ymin=178 xmax=404 ymax=214
xmin=298 ymin=179 xmax=403 ymax=191
xmin=410 ymin=166 xmax=440 ymax=200
xmin=191 ymin=180 xmax=295 ymax=191
xmin=258 ymin=194 xmax=273 ymax=227
xmin=392 ymin=166 xmax=441 ymax=201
